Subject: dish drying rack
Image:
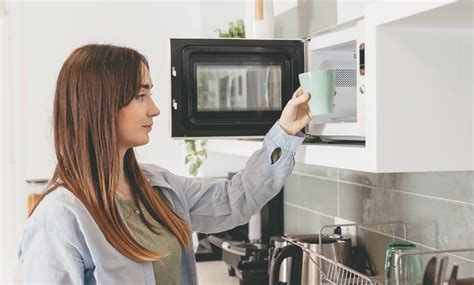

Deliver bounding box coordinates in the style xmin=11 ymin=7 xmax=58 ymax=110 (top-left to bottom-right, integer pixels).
xmin=282 ymin=221 xmax=474 ymax=285
xmin=395 ymin=248 xmax=474 ymax=285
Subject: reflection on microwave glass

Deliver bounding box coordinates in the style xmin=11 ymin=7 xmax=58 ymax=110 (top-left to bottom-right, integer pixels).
xmin=196 ymin=65 xmax=282 ymax=112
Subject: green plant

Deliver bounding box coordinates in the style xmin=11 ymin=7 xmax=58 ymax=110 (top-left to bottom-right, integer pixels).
xmin=215 ymin=19 xmax=246 ymax=38
xmin=184 ymin=19 xmax=246 ymax=176
xmin=184 ymin=139 xmax=207 ymax=176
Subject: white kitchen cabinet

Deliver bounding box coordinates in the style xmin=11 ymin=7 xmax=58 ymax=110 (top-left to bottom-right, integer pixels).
xmin=208 ymin=0 xmax=473 ymax=173
xmin=361 ymin=0 xmax=473 ymax=172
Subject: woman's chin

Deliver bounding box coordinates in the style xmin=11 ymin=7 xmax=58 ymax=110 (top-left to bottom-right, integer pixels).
xmin=120 ymin=134 xmax=151 ymax=149
xmin=139 ymin=137 xmax=150 ymax=146
xmin=130 ymin=137 xmax=150 ymax=148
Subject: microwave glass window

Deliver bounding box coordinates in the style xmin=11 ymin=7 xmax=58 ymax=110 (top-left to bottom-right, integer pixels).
xmin=196 ymin=65 xmax=282 ymax=111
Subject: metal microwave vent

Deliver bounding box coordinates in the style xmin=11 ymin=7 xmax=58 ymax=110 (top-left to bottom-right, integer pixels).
xmin=335 ymin=69 xmax=356 ymax=87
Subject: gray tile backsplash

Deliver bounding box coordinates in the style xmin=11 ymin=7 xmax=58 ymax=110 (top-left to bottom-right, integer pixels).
xmin=284 ymin=163 xmax=474 ymax=277
xmin=283 ymin=174 xmax=299 ymax=205
xmin=338 ymin=182 xmax=474 ymax=251
xmin=392 ymin=172 xmax=474 ymax=203
xmin=298 ymin=174 xmax=338 ymax=216
xmin=283 ymin=203 xmax=299 ymax=234
xmin=297 ymin=206 xmax=334 ymax=236
xmin=339 ymin=168 xmax=474 ymax=203
xmin=283 ymin=203 xmax=334 ymax=235
xmin=338 ymin=169 xmax=396 ymax=189
xmin=293 ymin=162 xmax=338 ymax=179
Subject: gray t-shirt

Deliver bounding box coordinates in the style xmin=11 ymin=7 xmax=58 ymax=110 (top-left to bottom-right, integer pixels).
xmin=118 ymin=189 xmax=182 ymax=285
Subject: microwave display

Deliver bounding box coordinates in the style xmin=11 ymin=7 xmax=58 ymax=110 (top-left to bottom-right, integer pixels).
xmin=196 ymin=64 xmax=282 ymax=112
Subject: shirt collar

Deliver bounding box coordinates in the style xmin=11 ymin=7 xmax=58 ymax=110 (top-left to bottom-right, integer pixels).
xmin=140 ymin=166 xmax=174 ymax=192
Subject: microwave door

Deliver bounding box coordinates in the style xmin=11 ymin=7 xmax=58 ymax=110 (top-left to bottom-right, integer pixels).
xmin=170 ymin=38 xmax=304 ymax=138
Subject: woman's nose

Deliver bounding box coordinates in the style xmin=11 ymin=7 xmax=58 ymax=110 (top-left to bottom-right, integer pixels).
xmin=148 ymin=98 xmax=160 ymax=117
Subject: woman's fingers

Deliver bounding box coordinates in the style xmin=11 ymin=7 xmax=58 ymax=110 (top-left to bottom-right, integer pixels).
xmin=291 ymin=87 xmax=303 ymax=99
xmin=301 ymin=103 xmax=312 ymax=121
xmin=296 ymin=90 xmax=312 ymax=121
xmin=294 ymin=92 xmax=310 ymax=105
xmin=291 ymin=87 xmax=310 ymax=105
xmin=295 ymin=87 xmax=303 ymax=94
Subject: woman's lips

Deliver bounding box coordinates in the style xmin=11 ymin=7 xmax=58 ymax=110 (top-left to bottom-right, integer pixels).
xmin=143 ymin=125 xmax=152 ymax=131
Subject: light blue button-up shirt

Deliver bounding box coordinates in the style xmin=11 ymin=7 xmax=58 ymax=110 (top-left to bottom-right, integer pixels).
xmin=17 ymin=122 xmax=304 ymax=284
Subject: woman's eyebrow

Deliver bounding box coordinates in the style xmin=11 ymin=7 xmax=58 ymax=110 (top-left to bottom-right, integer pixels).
xmin=140 ymin=84 xmax=154 ymax=90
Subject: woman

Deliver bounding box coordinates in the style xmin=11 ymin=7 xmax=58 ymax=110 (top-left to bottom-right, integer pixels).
xmin=18 ymin=44 xmax=311 ymax=284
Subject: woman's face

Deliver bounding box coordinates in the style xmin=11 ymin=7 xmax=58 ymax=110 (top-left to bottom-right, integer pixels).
xmin=117 ymin=63 xmax=160 ymax=150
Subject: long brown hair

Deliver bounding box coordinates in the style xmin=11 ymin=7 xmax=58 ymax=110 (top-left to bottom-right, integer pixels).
xmin=29 ymin=44 xmax=191 ymax=261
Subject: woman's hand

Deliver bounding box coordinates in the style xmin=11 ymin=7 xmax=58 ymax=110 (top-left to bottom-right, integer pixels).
xmin=278 ymin=87 xmax=312 ymax=136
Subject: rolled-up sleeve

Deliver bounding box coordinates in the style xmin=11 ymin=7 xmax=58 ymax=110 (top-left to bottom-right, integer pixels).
xmin=178 ymin=122 xmax=304 ymax=233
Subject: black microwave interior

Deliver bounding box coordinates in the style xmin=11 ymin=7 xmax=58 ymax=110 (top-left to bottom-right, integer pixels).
xmin=170 ymin=38 xmax=304 ymax=138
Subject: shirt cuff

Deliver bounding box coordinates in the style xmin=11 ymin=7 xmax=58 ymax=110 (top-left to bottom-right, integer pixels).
xmin=264 ymin=121 xmax=305 ymax=154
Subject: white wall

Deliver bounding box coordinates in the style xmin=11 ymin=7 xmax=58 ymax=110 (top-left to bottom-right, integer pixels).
xmin=21 ymin=1 xmax=205 ymax=179
xmin=201 ymin=152 xmax=248 ymax=177
xmin=0 ymin=8 xmax=9 ymax=282
xmin=1 ymin=4 xmax=25 ymax=282
xmin=200 ymin=1 xmax=246 ymax=37
xmin=199 ymin=0 xmax=300 ymax=39
xmin=337 ymin=0 xmax=376 ymax=23
xmin=1 ymin=1 xmax=204 ymax=282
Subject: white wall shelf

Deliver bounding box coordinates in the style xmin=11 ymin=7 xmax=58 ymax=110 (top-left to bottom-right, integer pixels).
xmin=207 ymin=139 xmax=372 ymax=171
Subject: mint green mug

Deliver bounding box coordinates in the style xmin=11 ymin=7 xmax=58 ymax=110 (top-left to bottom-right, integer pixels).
xmin=298 ymin=69 xmax=335 ymax=116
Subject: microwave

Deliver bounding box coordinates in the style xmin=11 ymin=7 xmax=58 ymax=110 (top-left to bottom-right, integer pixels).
xmin=170 ymin=20 xmax=365 ymax=141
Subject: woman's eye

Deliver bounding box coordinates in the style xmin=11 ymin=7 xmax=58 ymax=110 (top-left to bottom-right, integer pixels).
xmin=136 ymin=94 xmax=146 ymax=101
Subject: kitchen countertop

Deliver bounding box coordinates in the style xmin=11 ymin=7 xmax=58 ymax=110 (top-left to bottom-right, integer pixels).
xmin=196 ymin=261 xmax=240 ymax=285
